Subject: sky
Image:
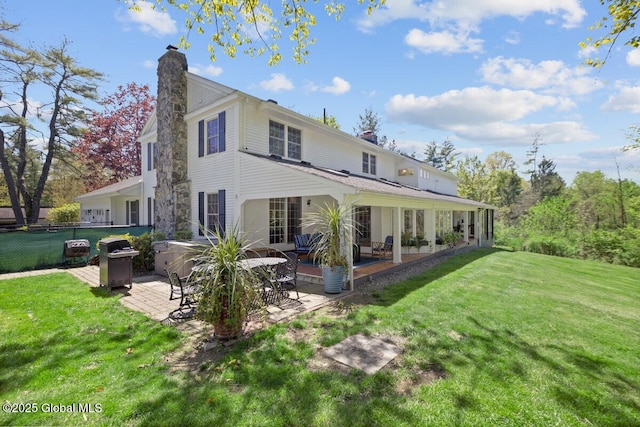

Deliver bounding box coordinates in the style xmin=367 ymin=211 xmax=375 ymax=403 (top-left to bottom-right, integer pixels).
xmin=3 ymin=0 xmax=640 ymax=184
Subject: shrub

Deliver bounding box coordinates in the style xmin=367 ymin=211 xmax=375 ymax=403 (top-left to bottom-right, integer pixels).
xmin=581 ymin=228 xmax=640 ymax=268
xmin=174 ymin=229 xmax=193 ymax=240
xmin=47 ymin=203 xmax=80 ymax=224
xmin=523 ymin=235 xmax=578 ymax=258
xmin=494 ymin=222 xmax=525 ymax=251
xmin=129 ymin=231 xmax=166 ymax=272
xmin=94 ymin=231 xmax=165 ymax=272
xmin=581 ymin=230 xmax=622 ymax=264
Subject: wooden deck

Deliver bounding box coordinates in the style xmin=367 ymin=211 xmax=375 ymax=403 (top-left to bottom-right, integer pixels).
xmin=297 ymin=251 xmax=441 ymax=286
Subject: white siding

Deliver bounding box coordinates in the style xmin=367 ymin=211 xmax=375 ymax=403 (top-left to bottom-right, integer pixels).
xmin=186 ymin=74 xmax=234 ymax=113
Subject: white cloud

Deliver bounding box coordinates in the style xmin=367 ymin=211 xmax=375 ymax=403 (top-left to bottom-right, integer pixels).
xmin=405 ymin=28 xmax=483 ymax=54
xmin=601 ymin=86 xmax=640 ymax=113
xmin=504 ymin=31 xmax=520 ymax=45
xmin=357 ymin=0 xmax=586 ymax=33
xmin=143 ymin=60 xmax=155 ymax=68
xmin=189 ymin=64 xmax=224 ymax=78
xmin=480 ymin=56 xmax=603 ymax=96
xmin=260 ymin=74 xmax=294 ymax=92
xmin=578 ymin=45 xmax=598 ymax=59
xmin=386 ymin=87 xmax=559 ymax=126
xmin=356 ymin=0 xmax=431 ymax=33
xmin=0 ymin=97 xmax=45 ymax=121
xmin=626 ymin=49 xmax=640 ymax=67
xmin=117 ymin=2 xmax=177 ymax=37
xmin=321 ymin=77 xmax=351 ymax=95
xmin=385 ymin=86 xmax=596 ymax=145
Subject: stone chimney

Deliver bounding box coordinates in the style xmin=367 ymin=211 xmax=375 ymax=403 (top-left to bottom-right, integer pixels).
xmin=154 ymin=46 xmax=190 ymax=238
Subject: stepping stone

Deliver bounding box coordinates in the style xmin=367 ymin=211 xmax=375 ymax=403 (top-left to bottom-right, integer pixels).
xmin=323 ymin=334 xmax=402 ymax=374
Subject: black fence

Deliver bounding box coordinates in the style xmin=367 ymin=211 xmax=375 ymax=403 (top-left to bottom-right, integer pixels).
xmin=0 ymin=225 xmax=152 ymax=274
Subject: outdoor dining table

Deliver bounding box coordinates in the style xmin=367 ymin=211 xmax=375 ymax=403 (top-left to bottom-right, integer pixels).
xmin=191 ymin=257 xmax=288 ymax=305
xmin=237 ymin=257 xmax=287 ymax=270
xmin=191 ymin=257 xmax=287 ymax=272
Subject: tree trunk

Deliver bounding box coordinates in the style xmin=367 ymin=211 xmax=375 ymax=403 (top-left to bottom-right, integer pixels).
xmin=0 ymin=129 xmax=26 ymax=225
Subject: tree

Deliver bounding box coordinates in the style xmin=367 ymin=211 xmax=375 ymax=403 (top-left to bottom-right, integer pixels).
xmin=624 ymin=124 xmax=640 ymax=151
xmin=128 ymin=0 xmax=384 ymax=66
xmin=424 ymin=139 xmax=458 ymax=172
xmin=455 ymin=151 xmax=523 ymax=208
xmin=580 ymin=0 xmax=640 ymax=67
xmin=352 ymin=107 xmax=400 ymax=152
xmin=532 ymin=156 xmax=565 ymax=200
xmin=455 ymin=155 xmax=492 ymax=203
xmin=486 ymin=151 xmax=523 ymax=208
xmin=308 ymin=112 xmax=341 ymax=130
xmin=523 ymin=133 xmax=543 ymax=181
xmin=73 ymin=83 xmax=155 ymax=191
xmin=0 ymin=25 xmax=103 ymax=224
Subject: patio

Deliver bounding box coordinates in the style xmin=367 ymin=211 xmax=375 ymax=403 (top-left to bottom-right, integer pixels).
xmin=0 ymin=243 xmax=471 ymax=341
xmin=65 ymin=265 xmax=349 ymax=335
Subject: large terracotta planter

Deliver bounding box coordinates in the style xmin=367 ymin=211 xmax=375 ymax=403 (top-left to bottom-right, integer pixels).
xmin=322 ymin=265 xmax=345 ymax=294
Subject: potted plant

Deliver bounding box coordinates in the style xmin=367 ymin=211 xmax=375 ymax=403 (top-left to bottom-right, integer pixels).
xmin=302 ymin=200 xmax=357 ymax=294
xmin=191 ymin=225 xmax=261 ymax=340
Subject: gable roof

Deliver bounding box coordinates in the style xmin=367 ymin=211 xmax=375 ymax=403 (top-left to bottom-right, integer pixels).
xmin=74 ymin=176 xmax=143 ymax=200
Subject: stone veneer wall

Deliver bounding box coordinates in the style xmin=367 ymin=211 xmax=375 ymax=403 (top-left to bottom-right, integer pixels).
xmin=154 ymin=48 xmax=190 ymax=238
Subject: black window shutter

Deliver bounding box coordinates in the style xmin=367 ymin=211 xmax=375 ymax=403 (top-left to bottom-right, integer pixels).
xmin=147 ymin=197 xmax=152 ymax=226
xmin=219 ymin=111 xmax=226 ymax=152
xmin=198 ymin=191 xmax=205 ymax=236
xmin=147 ymin=142 xmax=152 ymax=171
xmin=218 ymin=190 xmax=226 ymax=236
xmin=198 ymin=120 xmax=205 ymax=157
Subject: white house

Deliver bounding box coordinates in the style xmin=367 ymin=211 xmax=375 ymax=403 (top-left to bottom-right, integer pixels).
xmin=74 ymin=176 xmax=143 ymax=225
xmin=78 ymin=47 xmax=494 ymax=268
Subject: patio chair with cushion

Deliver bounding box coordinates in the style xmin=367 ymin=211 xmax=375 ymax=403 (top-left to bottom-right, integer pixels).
xmin=167 ymin=270 xmax=201 ymax=320
xmin=372 ymin=235 xmax=393 ymax=259
xmin=293 ymin=233 xmax=320 ymax=259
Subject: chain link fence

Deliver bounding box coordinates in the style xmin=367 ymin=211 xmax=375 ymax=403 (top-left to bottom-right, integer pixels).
xmin=0 ymin=226 xmax=152 ymax=273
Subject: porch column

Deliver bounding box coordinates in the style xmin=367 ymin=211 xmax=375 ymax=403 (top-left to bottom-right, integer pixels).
xmin=429 ymin=208 xmax=436 ymax=252
xmin=393 ymin=206 xmax=402 ymax=264
xmin=463 ymin=211 xmax=469 ymax=243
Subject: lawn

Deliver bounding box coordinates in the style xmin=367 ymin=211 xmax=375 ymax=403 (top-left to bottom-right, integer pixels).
xmin=1 ymin=249 xmax=639 ymax=426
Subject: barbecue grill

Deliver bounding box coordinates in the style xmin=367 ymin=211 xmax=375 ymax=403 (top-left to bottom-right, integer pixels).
xmin=62 ymin=239 xmax=90 ymax=266
xmin=99 ymin=238 xmax=139 ymax=290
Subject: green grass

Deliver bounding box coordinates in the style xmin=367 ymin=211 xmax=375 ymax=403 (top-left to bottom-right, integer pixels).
xmin=0 ymin=273 xmax=182 ymax=426
xmin=1 ymin=249 xmax=639 ymax=426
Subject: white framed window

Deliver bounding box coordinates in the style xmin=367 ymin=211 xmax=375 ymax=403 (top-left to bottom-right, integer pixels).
xmin=269 ymin=120 xmax=285 ymax=156
xmin=288 ymin=127 xmax=301 ymax=160
xmin=207 ymin=117 xmax=220 ymax=154
xmin=207 ymin=193 xmax=220 ymax=232
xmin=436 ymin=210 xmax=452 ymax=240
xmin=269 ymin=197 xmax=302 ymax=244
xmin=269 ymin=120 xmax=301 ymax=160
xmin=362 ymin=152 xmax=377 ymax=175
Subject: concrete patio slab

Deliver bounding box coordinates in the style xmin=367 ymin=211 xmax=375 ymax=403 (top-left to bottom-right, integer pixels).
xmin=323 ymin=334 xmax=403 ymax=374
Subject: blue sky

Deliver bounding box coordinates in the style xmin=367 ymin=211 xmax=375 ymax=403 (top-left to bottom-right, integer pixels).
xmin=4 ymin=0 xmax=640 ymax=184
